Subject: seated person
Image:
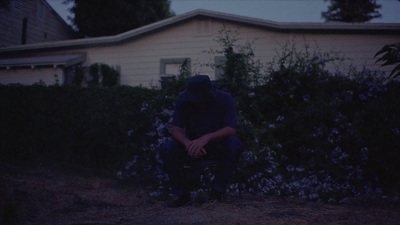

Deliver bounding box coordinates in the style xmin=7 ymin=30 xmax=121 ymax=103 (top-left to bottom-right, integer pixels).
xmin=160 ymin=75 xmax=243 ymax=207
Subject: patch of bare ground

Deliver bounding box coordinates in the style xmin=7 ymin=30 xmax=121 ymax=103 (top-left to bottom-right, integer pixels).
xmin=1 ymin=164 xmax=399 ymax=225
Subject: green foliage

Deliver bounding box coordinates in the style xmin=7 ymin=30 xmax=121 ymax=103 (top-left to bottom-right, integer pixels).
xmin=375 ymin=42 xmax=400 ymax=79
xmin=54 ymin=74 xmax=60 ymax=85
xmin=204 ymin=27 xmax=264 ymax=153
xmin=197 ymin=35 xmax=398 ymax=200
xmin=1 ymin=29 xmax=399 ymax=202
xmin=66 ymin=0 xmax=174 ymax=37
xmin=248 ymin=66 xmax=399 ymax=199
xmin=89 ymin=63 xmax=119 ymax=87
xmin=207 ymin=26 xmax=262 ymax=98
xmin=322 ymin=0 xmax=381 ymax=22
xmin=265 ymin=40 xmax=348 ymax=78
xmin=160 ymin=58 xmax=191 ymax=98
xmin=0 ymin=85 xmax=157 ymax=176
xmin=72 ymin=65 xmax=85 ymax=86
xmin=236 ymin=41 xmax=399 ymax=200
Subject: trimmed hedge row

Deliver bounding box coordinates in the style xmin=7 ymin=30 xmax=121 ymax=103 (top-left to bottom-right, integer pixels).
xmin=1 ymin=70 xmax=399 ymax=201
xmin=0 ymin=84 xmax=163 ymax=176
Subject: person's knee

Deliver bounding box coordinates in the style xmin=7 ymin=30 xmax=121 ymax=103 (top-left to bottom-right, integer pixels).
xmin=160 ymin=139 xmax=184 ymax=162
xmin=226 ymin=136 xmax=243 ymax=159
xmin=227 ymin=136 xmax=243 ymax=152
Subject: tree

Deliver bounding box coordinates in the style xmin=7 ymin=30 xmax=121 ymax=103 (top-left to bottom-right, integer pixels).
xmin=375 ymin=42 xmax=400 ymax=79
xmin=88 ymin=63 xmax=120 ymax=87
xmin=65 ymin=0 xmax=174 ymax=37
xmin=322 ymin=0 xmax=381 ymax=23
xmin=207 ymin=27 xmax=262 ymax=98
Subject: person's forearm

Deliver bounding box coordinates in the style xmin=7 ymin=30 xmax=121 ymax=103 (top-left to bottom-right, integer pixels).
xmin=171 ymin=126 xmax=192 ymax=148
xmin=201 ymin=126 xmax=236 ymax=143
xmin=172 ymin=125 xmax=236 ymax=148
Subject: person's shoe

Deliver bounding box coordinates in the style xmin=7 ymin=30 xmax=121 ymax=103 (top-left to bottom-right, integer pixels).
xmin=208 ymin=190 xmax=226 ymax=203
xmin=167 ymin=193 xmax=191 ymax=207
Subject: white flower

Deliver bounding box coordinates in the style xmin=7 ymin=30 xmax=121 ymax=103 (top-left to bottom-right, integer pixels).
xmin=127 ymin=130 xmax=134 ymax=136
xmin=162 ymin=109 xmax=174 ymax=116
xmin=116 ymin=171 xmax=123 ymax=179
xmin=140 ymin=103 xmax=148 ymax=112
xmin=146 ymin=131 xmax=156 ymax=137
xmin=302 ymin=95 xmax=310 ymax=102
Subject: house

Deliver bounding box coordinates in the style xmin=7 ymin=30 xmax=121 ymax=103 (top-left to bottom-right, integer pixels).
xmin=0 ymin=0 xmax=75 ymax=48
xmin=0 ymin=9 xmax=399 ymax=86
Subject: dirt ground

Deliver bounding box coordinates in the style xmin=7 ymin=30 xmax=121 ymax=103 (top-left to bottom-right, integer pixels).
xmin=1 ymin=164 xmax=399 ymax=225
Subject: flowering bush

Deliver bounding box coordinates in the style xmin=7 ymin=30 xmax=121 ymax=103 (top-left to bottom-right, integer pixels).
xmin=119 ymin=39 xmax=400 ymax=202
xmin=2 ymin=33 xmax=399 ymax=203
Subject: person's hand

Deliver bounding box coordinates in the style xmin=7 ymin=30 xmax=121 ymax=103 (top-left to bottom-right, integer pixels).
xmin=188 ymin=147 xmax=206 ymax=159
xmin=186 ymin=136 xmax=209 ymax=158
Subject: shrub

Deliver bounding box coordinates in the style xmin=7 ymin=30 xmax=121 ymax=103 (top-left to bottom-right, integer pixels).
xmin=120 ymin=38 xmax=400 ymax=202
xmin=88 ymin=63 xmax=119 ymax=87
xmin=72 ymin=65 xmax=85 ymax=86
xmin=159 ymin=58 xmax=191 ymax=98
xmin=0 ymin=84 xmax=157 ymax=176
xmin=375 ymin=42 xmax=400 ymax=79
xmin=1 ymin=31 xmax=399 ymax=203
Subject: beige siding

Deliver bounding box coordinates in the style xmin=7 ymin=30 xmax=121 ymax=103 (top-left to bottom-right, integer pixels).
xmin=67 ymin=19 xmax=397 ymax=87
xmin=0 ymin=67 xmax=63 ymax=85
xmin=73 ymin=21 xmax=224 ymax=87
xmin=1 ymin=15 xmax=398 ymax=86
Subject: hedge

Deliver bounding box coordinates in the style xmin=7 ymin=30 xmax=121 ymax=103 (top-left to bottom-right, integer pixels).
xmin=0 ymin=84 xmax=162 ymax=176
xmin=1 ymin=34 xmax=399 ymax=202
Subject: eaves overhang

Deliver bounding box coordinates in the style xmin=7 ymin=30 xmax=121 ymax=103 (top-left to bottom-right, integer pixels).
xmin=0 ymin=9 xmax=399 ymax=55
xmin=0 ymin=54 xmax=86 ymax=69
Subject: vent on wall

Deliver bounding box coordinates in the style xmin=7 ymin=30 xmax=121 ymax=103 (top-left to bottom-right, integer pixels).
xmin=21 ymin=17 xmax=27 ymax=45
xmin=193 ymin=18 xmax=212 ymax=36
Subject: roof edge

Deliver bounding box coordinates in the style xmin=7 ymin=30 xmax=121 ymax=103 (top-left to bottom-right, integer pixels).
xmin=0 ymin=53 xmax=86 ymax=68
xmin=44 ymin=0 xmax=76 ymax=37
xmin=1 ymin=9 xmax=399 ymax=54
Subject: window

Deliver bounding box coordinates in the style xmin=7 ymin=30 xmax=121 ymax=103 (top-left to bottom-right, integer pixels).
xmin=160 ymin=58 xmax=191 ymax=79
xmin=214 ymin=56 xmax=226 ymax=80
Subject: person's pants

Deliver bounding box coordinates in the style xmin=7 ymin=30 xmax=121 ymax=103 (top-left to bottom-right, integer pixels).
xmin=160 ymin=136 xmax=243 ymax=195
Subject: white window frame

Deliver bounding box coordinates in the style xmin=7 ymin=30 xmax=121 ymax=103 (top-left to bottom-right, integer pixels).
xmin=214 ymin=56 xmax=226 ymax=80
xmin=160 ymin=58 xmax=191 ymax=79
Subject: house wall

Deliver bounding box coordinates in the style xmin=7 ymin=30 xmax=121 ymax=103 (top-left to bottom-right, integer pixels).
xmin=63 ymin=18 xmax=397 ymax=87
xmin=0 ymin=67 xmax=63 ymax=85
xmin=71 ymin=19 xmax=225 ymax=87
xmin=1 ymin=16 xmax=398 ymax=86
xmin=0 ymin=0 xmax=75 ymax=47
